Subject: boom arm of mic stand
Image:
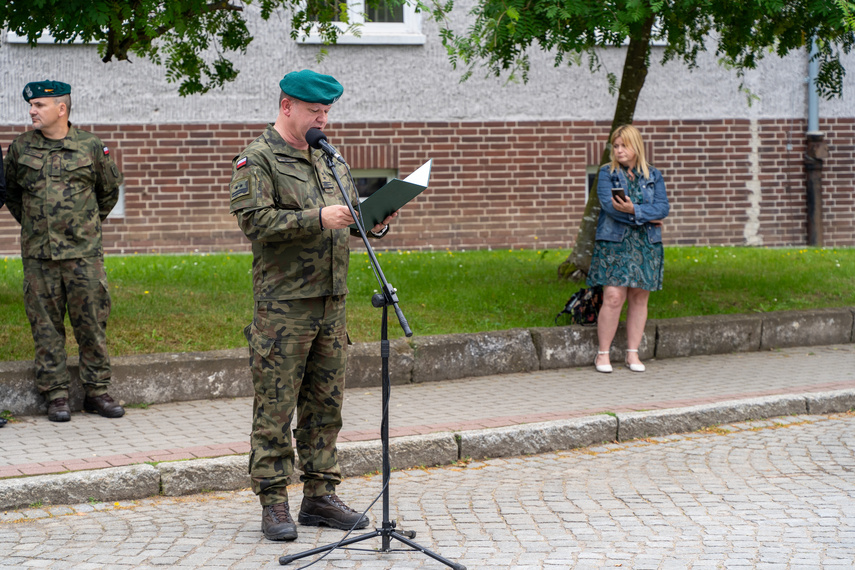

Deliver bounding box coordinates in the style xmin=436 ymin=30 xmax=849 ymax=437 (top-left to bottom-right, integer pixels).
xmin=323 ymin=155 xmax=412 ymax=337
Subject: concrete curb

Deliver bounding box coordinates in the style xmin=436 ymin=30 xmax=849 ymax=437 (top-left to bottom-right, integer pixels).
xmin=158 ymin=455 xmax=249 ymax=497
xmin=615 ymin=395 xmax=808 ymax=441
xmin=805 ymin=389 xmax=855 ymax=415
xmin=411 ymin=329 xmax=541 ymax=383
xmin=339 ymin=433 xmax=460 ymax=478
xmin=760 ymin=308 xmax=854 ymax=349
xmin=653 ymin=314 xmax=762 ymax=358
xmin=457 ymin=415 xmax=618 ymax=460
xmin=2 ymin=388 xmax=853 ymax=511
xmin=0 ymin=464 xmax=160 ymax=510
xmin=2 ymin=308 xmax=853 ymax=416
xmin=0 ymin=350 xmax=255 ymax=418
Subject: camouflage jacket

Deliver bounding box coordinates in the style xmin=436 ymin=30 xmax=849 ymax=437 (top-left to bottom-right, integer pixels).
xmin=230 ymin=125 xmax=364 ymax=301
xmin=4 ymin=125 xmax=122 ymax=260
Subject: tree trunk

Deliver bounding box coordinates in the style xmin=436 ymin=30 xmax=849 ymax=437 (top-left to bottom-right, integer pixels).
xmin=557 ymin=14 xmax=656 ymax=281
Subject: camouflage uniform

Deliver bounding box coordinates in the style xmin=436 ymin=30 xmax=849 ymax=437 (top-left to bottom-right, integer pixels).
xmin=231 ymin=125 xmax=364 ymax=506
xmin=4 ymin=125 xmax=122 ymax=401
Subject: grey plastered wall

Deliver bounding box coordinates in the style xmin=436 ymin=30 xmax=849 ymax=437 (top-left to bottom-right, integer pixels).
xmin=2 ymin=2 xmax=854 ymax=127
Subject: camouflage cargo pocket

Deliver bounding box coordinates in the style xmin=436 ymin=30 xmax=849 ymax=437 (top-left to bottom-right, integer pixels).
xmin=97 ymin=278 xmax=111 ymax=324
xmin=17 ymin=151 xmax=45 ymax=174
xmin=22 ymin=279 xmax=33 ymax=314
xmin=245 ymin=323 xmax=276 ymax=400
xmin=64 ymin=155 xmax=95 ymax=186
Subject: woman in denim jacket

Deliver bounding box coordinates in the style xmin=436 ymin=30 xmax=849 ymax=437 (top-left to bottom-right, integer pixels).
xmin=587 ymin=125 xmax=670 ymax=373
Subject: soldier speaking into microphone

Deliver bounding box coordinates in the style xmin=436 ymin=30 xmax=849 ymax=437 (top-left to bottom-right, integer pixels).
xmin=229 ymin=70 xmax=396 ymax=541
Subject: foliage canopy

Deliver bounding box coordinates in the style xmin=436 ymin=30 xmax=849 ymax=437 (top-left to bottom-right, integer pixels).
xmin=3 ymin=0 xmax=853 ymax=99
xmin=431 ymin=0 xmax=855 ymax=100
xmin=0 ymin=0 xmax=362 ymax=96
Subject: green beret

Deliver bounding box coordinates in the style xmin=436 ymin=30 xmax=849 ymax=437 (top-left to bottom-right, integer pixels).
xmin=279 ymin=70 xmax=343 ymax=105
xmin=23 ymin=80 xmax=71 ymax=102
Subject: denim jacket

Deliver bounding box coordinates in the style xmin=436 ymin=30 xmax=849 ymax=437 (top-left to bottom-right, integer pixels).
xmin=594 ymin=164 xmax=670 ymax=244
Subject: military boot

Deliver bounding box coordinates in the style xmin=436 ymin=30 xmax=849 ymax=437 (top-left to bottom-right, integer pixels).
xmin=298 ymin=494 xmax=369 ymax=530
xmin=83 ymin=393 xmax=125 ymax=418
xmin=262 ymin=503 xmax=298 ymax=541
xmin=48 ymin=398 xmax=71 ymax=422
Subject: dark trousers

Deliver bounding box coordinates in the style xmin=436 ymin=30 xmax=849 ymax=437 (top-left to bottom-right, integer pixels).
xmin=22 ymin=256 xmax=112 ymax=401
xmin=246 ymin=295 xmax=347 ymax=506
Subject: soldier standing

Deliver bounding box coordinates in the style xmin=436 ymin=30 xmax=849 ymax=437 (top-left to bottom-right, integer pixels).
xmin=229 ymin=70 xmax=396 ymax=541
xmin=3 ymin=80 xmax=125 ymax=422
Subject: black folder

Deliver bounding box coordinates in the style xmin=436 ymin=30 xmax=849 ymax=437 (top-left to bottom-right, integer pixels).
xmin=350 ymin=160 xmax=432 ymax=230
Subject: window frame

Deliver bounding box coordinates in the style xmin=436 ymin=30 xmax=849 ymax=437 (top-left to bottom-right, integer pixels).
xmin=300 ymin=0 xmax=425 ymax=46
xmin=585 ymin=165 xmax=600 ymax=203
xmin=5 ymin=31 xmax=92 ymax=44
xmin=107 ymin=183 xmax=126 ymax=219
xmin=352 ymin=168 xmax=397 ymax=201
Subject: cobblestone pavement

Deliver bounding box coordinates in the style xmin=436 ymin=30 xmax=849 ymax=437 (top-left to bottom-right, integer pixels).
xmin=2 ymin=412 xmax=853 ymax=569
xmin=2 ymin=344 xmax=854 ymax=478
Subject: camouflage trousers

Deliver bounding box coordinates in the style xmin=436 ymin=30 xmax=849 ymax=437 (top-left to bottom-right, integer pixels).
xmin=22 ymin=257 xmax=112 ymax=401
xmin=245 ymin=295 xmax=348 ymax=506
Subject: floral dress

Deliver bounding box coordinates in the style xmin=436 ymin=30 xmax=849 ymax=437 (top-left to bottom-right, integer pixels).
xmin=586 ymin=167 xmax=664 ymax=291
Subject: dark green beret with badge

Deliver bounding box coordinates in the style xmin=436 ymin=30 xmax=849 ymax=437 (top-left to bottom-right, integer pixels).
xmin=23 ymin=80 xmax=71 ymax=102
xmin=279 ymin=70 xmax=343 ymax=105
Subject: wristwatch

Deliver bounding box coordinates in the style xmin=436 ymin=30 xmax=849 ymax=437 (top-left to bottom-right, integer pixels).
xmin=369 ymin=224 xmax=389 ymax=238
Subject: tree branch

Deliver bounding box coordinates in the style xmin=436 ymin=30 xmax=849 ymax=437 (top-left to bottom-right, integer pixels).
xmin=102 ymin=0 xmax=245 ymax=63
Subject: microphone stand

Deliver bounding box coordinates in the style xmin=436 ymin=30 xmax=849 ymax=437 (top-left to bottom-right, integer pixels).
xmin=279 ymin=152 xmax=465 ymax=570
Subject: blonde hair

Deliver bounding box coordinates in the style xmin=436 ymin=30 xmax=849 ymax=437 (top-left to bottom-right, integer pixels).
xmin=609 ymin=124 xmax=649 ymax=180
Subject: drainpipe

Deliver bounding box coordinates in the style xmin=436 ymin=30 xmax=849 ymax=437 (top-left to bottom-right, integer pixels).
xmin=805 ymin=38 xmax=827 ymax=246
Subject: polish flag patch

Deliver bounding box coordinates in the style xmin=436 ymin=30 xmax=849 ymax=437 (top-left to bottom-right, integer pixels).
xmin=103 ymin=146 xmax=110 ymax=156
xmin=236 ymin=157 xmax=248 ymax=170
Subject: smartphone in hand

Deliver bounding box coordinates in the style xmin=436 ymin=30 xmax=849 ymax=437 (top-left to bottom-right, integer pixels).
xmin=611 ymin=188 xmax=626 ymax=201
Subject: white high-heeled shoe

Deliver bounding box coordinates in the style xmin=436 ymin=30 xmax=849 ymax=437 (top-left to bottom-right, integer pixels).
xmin=625 ymin=349 xmax=645 ymax=372
xmin=595 ymin=351 xmax=613 ymax=373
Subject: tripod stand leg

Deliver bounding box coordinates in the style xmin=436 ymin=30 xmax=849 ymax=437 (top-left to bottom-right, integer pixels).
xmin=278 ymin=527 xmax=465 ymax=569
xmin=278 ymin=528 xmax=382 ymax=565
xmin=389 ymin=530 xmax=467 ymax=570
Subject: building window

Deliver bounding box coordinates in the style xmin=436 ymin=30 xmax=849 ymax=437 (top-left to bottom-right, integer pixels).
xmin=366 ymin=0 xmax=404 ymax=23
xmin=352 ymin=169 xmax=396 ymax=200
xmin=5 ymin=31 xmax=91 ymax=44
xmin=585 ymin=165 xmax=599 ymax=202
xmin=107 ymin=183 xmax=126 ymax=219
xmin=301 ymin=0 xmax=425 ymax=45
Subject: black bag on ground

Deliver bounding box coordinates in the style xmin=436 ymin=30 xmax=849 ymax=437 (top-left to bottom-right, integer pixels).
xmin=555 ymin=285 xmax=603 ymax=326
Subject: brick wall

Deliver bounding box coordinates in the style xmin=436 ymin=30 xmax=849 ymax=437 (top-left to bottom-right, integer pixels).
xmin=1 ymin=118 xmax=853 ymax=257
xmin=819 ymin=118 xmax=855 ymax=245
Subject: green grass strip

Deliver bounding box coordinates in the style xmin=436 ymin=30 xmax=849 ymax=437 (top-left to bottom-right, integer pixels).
xmin=0 ymin=246 xmax=853 ymax=362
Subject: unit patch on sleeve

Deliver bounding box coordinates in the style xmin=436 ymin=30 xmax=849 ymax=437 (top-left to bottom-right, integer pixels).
xmin=236 ymin=156 xmax=248 ymax=170
xmin=230 ymin=178 xmax=251 ymax=203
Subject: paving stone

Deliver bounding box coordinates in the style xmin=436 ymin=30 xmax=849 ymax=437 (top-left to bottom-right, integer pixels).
xmin=3 ymin=413 xmax=851 ymax=568
xmin=1 ymin=344 xmax=855 ymax=567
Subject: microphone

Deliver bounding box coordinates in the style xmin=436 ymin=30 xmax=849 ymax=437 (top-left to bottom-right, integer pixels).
xmin=305 ymin=128 xmax=346 ymax=164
